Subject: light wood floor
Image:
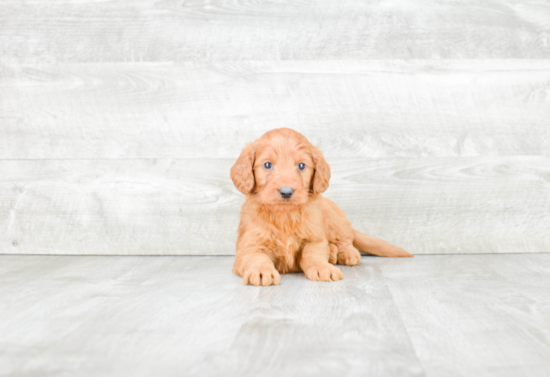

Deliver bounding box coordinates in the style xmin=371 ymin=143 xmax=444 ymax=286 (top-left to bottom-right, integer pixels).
xmin=1 ymin=254 xmax=549 ymax=377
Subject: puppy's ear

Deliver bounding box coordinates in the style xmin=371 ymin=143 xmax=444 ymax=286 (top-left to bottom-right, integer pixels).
xmin=311 ymin=146 xmax=331 ymax=194
xmin=230 ymin=143 xmax=256 ymax=195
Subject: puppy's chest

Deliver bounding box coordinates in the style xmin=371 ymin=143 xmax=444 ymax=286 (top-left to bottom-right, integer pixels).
xmin=262 ymin=225 xmax=305 ymax=273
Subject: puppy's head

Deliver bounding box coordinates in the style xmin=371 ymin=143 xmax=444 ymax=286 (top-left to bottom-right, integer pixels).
xmin=230 ymin=128 xmax=330 ymax=208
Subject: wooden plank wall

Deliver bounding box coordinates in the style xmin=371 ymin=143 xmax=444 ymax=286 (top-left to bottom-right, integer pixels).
xmin=1 ymin=0 xmax=549 ymax=255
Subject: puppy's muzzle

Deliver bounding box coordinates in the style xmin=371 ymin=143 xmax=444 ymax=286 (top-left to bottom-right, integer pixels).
xmin=279 ymin=186 xmax=294 ymax=199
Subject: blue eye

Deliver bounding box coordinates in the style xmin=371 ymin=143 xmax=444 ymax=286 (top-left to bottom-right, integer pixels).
xmin=298 ymin=163 xmax=306 ymax=170
xmin=264 ymin=162 xmax=272 ymax=169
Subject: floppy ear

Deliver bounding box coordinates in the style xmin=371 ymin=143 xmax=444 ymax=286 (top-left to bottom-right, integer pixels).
xmin=230 ymin=143 xmax=256 ymax=195
xmin=311 ymin=146 xmax=331 ymax=194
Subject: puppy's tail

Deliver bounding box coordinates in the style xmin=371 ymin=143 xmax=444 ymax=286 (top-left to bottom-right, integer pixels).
xmin=352 ymin=229 xmax=413 ymax=258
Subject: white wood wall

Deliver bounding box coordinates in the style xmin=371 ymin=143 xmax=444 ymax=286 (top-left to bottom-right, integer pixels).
xmin=1 ymin=0 xmax=549 ymax=255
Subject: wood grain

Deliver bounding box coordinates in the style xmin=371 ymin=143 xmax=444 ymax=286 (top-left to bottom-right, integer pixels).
xmin=2 ymin=1 xmax=549 ymax=257
xmin=1 ymin=60 xmax=550 ymax=160
xmin=381 ymin=254 xmax=550 ymax=377
xmin=1 ymin=0 xmax=550 ymax=64
xmin=1 ymin=254 xmax=549 ymax=376
xmin=0 ymin=255 xmax=424 ymax=377
xmin=1 ymin=156 xmax=548 ymax=255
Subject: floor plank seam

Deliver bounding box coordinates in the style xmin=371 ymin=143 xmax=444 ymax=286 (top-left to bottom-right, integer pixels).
xmin=379 ymin=266 xmax=427 ymax=377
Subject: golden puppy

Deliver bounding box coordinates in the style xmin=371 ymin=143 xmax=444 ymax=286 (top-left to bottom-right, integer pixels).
xmin=230 ymin=128 xmax=412 ymax=286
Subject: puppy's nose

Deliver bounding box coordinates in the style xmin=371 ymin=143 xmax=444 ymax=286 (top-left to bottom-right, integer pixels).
xmin=279 ymin=186 xmax=294 ymax=199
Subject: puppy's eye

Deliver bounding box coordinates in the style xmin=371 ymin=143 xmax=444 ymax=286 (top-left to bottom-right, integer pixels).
xmin=298 ymin=163 xmax=306 ymax=171
xmin=264 ymin=162 xmax=272 ymax=170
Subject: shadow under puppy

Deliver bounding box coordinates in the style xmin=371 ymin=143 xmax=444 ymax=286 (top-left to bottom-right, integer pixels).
xmin=230 ymin=128 xmax=412 ymax=286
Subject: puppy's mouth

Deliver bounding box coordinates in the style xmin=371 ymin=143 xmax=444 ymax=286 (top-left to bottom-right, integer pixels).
xmin=264 ymin=197 xmax=300 ymax=206
xmin=253 ymin=187 xmax=306 ymax=207
xmin=276 ymin=196 xmax=306 ymax=206
xmin=267 ymin=200 xmax=301 ymax=211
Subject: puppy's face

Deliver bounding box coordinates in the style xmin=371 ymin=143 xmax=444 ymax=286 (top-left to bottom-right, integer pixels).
xmin=252 ymin=136 xmax=314 ymax=206
xmin=230 ymin=128 xmax=331 ymax=209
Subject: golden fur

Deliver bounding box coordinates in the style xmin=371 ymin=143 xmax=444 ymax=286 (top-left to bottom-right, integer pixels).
xmin=230 ymin=128 xmax=412 ymax=286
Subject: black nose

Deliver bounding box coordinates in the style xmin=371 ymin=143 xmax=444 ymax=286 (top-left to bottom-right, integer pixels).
xmin=279 ymin=186 xmax=294 ymax=199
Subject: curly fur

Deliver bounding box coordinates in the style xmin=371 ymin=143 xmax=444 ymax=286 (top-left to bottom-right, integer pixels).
xmin=230 ymin=128 xmax=412 ymax=286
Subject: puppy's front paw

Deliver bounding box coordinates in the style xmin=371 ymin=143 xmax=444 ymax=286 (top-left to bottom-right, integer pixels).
xmin=242 ymin=265 xmax=281 ymax=286
xmin=304 ymin=264 xmax=343 ymax=282
xmin=337 ymin=247 xmax=361 ymax=266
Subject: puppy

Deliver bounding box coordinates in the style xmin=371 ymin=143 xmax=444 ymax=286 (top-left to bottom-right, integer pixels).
xmin=230 ymin=128 xmax=412 ymax=286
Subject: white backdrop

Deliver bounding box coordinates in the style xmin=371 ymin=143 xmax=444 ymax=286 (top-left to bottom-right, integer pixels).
xmin=1 ymin=0 xmax=549 ymax=255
